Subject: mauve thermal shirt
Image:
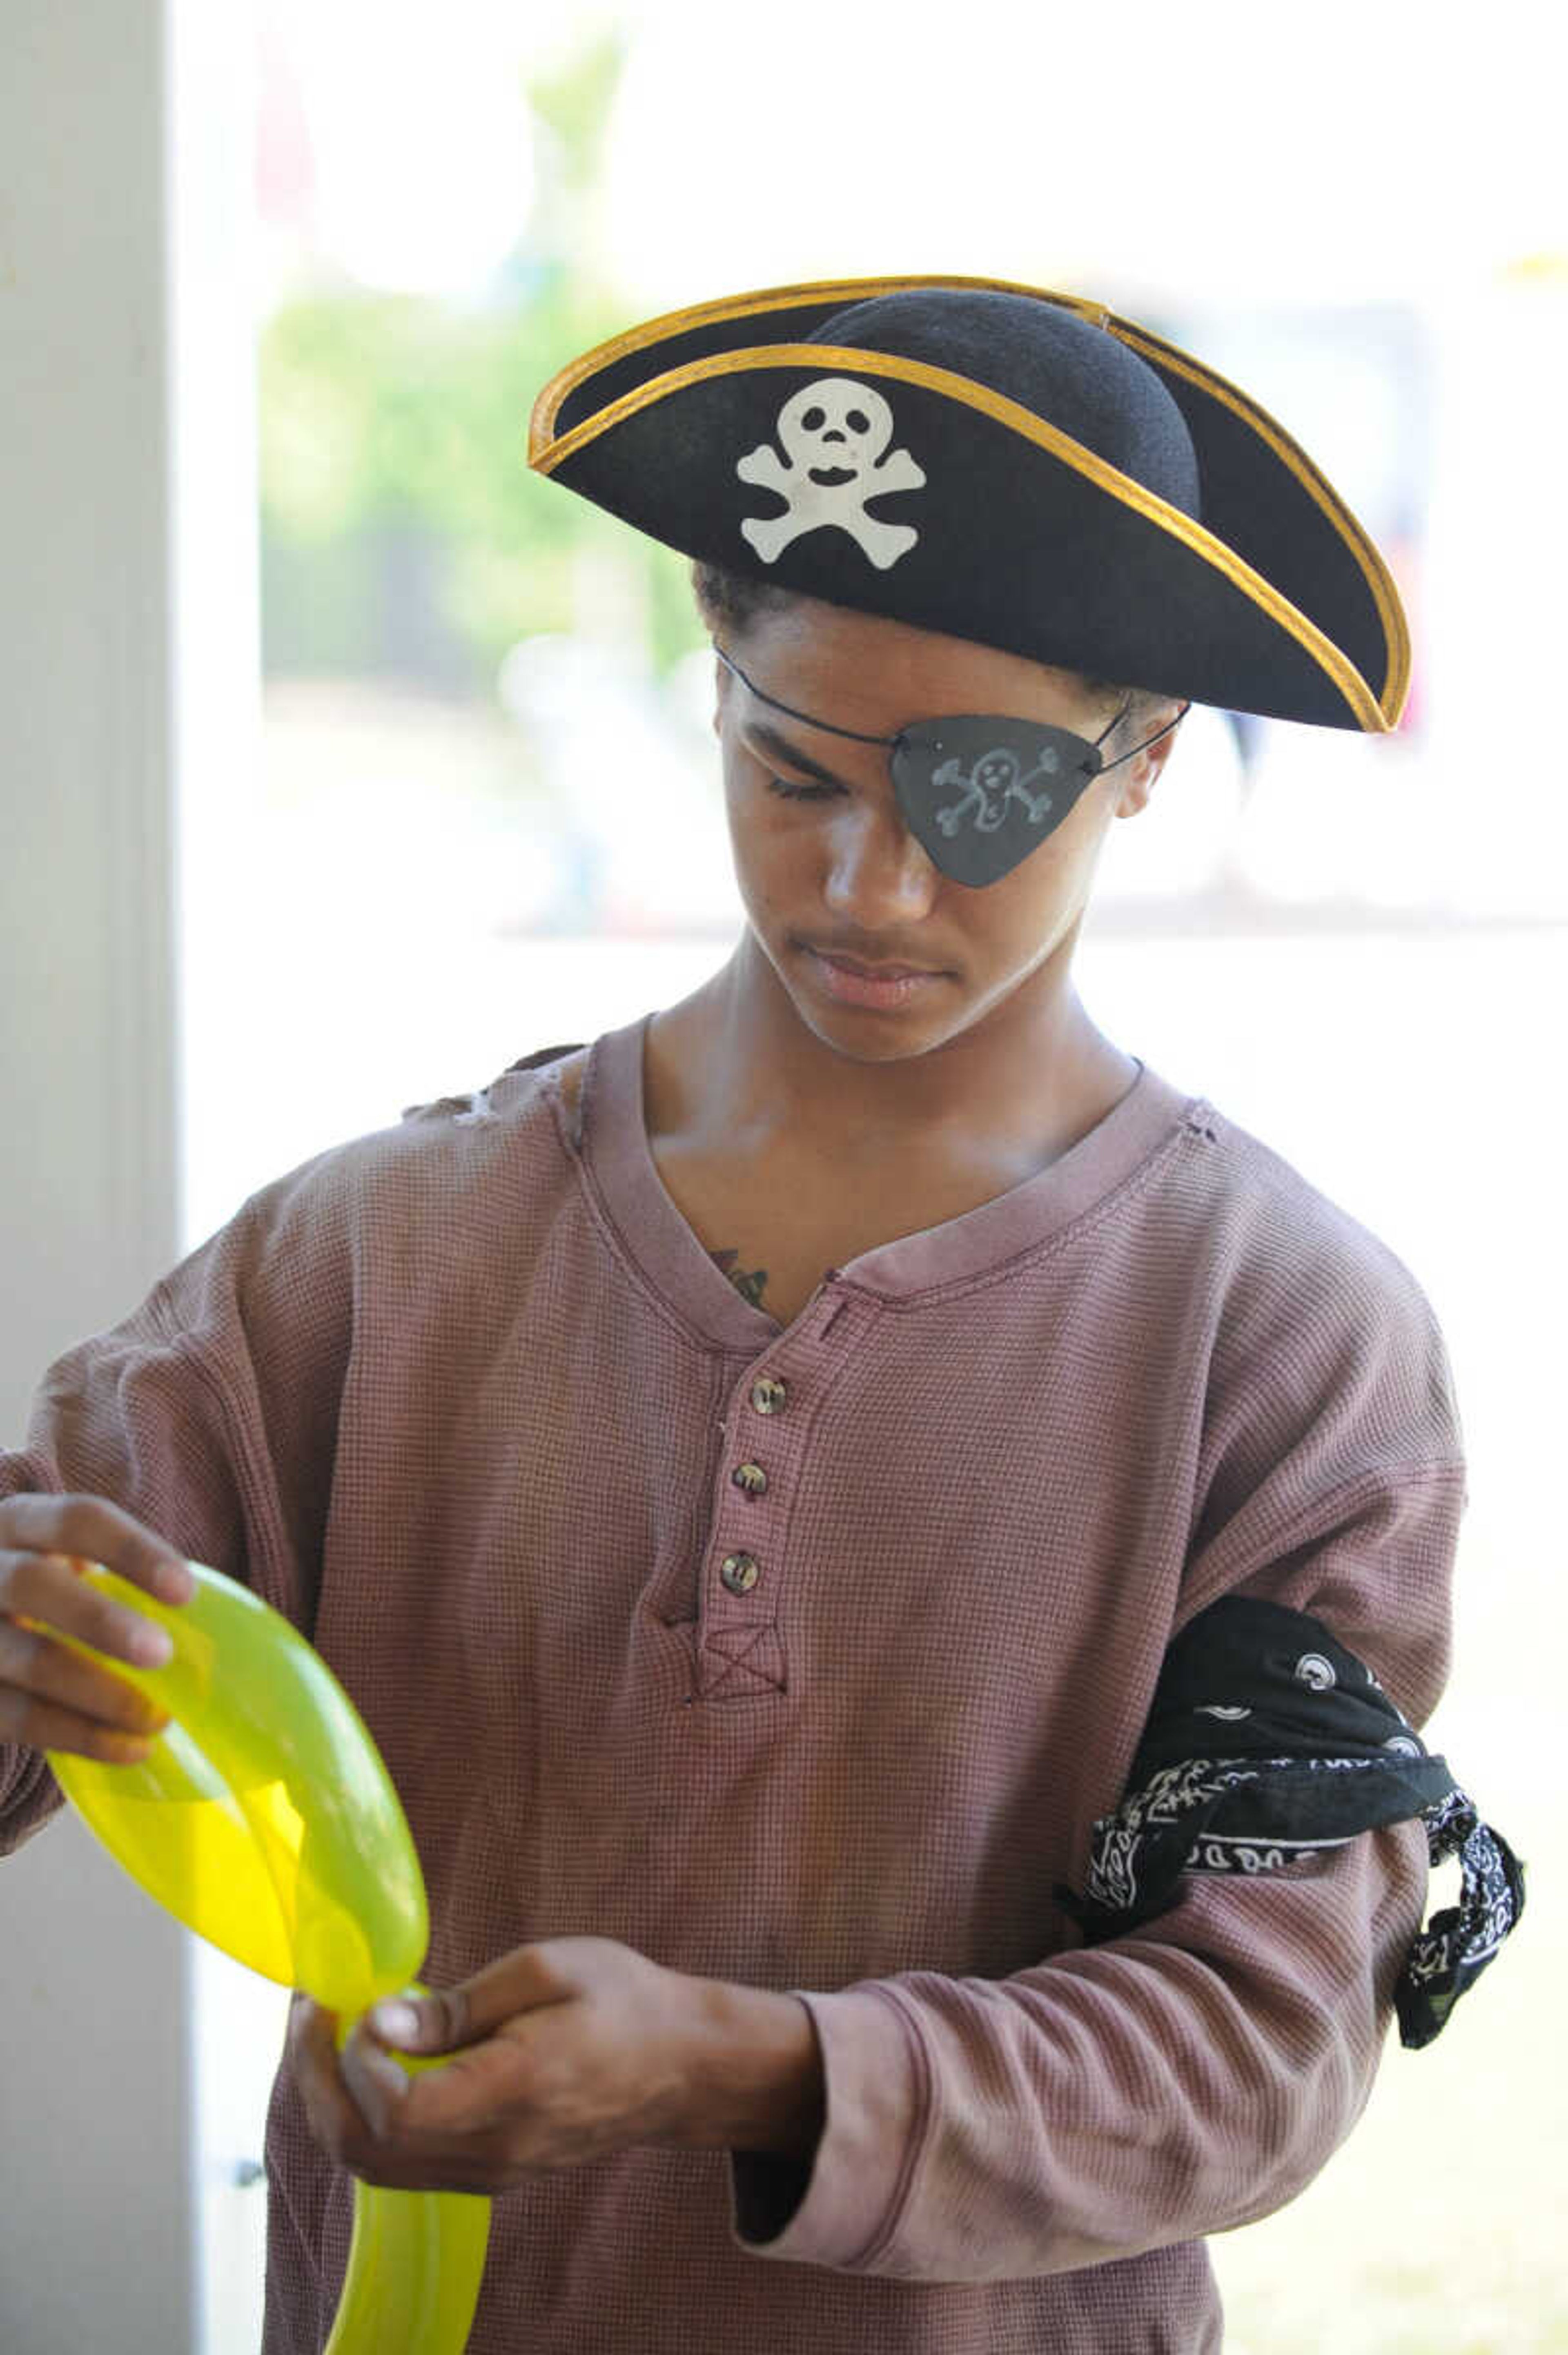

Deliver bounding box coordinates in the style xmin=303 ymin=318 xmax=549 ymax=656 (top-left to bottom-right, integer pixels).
xmin=0 ymin=1017 xmax=1463 ymax=2352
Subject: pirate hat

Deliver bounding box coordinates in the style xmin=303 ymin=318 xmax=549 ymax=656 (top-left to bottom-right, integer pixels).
xmin=529 ymin=275 xmax=1408 ymax=731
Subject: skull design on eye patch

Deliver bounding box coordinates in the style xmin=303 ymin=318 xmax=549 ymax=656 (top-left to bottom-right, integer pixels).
xmin=889 ymin=716 xmax=1106 ymax=886
xmin=936 ymin=745 xmax=1062 ymax=836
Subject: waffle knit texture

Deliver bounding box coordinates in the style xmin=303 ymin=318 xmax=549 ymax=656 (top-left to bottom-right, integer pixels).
xmin=0 ymin=1017 xmax=1463 ymax=2353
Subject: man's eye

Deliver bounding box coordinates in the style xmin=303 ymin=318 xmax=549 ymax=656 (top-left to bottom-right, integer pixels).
xmin=767 ymin=776 xmax=844 ymax=803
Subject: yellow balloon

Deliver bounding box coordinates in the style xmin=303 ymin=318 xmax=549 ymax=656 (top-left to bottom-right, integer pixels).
xmin=47 ymin=1560 xmax=490 ymax=2355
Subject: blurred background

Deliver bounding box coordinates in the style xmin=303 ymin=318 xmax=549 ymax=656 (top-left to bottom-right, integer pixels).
xmin=218 ymin=0 xmax=1568 ymax=1181
xmin=2 ymin=1 xmax=1564 ymax=2348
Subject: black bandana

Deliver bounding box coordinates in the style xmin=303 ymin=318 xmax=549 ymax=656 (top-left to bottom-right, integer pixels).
xmin=1058 ymin=1597 xmax=1525 ymax=2050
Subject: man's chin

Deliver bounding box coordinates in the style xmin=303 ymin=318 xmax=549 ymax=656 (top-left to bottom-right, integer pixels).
xmin=786 ymin=989 xmax=960 ymax=1065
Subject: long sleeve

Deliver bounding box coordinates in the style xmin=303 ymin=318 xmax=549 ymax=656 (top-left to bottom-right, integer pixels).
xmin=731 ymin=1205 xmax=1466 ymax=2281
xmin=742 ymin=1814 xmax=1426 ymax=2276
xmin=0 ymin=1144 xmax=356 ymax=1856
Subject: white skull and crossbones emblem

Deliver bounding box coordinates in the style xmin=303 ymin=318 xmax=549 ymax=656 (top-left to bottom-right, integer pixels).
xmin=736 ymin=377 xmax=926 ymax=570
xmin=934 ymin=746 xmax=1060 ymax=837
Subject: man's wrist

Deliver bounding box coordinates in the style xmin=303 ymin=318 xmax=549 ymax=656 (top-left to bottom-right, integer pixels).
xmin=670 ymin=1975 xmax=825 ymax=2158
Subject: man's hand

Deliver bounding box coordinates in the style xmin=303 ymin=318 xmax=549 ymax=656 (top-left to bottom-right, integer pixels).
xmin=290 ymin=1935 xmax=825 ymax=2197
xmin=0 ymin=1493 xmax=195 ymax=1761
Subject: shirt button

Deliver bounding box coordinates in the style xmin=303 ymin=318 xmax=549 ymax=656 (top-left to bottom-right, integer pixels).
xmin=750 ymin=1375 xmax=788 ymax=1415
xmin=720 ymin=1551 xmax=761 ymax=1594
xmin=731 ymin=1462 xmax=768 ymax=1497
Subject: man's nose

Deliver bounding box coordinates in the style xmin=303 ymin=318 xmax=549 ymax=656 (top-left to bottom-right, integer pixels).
xmin=822 ymin=800 xmax=940 ymax=925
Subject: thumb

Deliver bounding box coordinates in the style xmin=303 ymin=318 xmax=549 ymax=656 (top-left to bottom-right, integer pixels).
xmin=364 ymin=1984 xmax=469 ymax=2056
xmin=366 ymin=1946 xmax=574 ymax=2055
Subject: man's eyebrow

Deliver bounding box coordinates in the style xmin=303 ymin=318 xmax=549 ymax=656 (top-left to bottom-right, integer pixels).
xmin=744 ymin=719 xmax=857 ymax=789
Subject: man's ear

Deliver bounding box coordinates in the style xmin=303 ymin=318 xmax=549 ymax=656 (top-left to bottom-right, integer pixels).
xmin=1112 ymin=704 xmax=1186 ymax=820
xmin=712 ymin=646 xmax=733 ymax=738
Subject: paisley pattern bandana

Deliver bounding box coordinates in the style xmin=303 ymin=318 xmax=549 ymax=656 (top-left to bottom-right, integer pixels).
xmin=1058 ymin=1596 xmax=1525 ymax=2049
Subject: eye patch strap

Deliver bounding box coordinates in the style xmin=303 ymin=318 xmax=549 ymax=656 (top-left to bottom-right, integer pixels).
xmin=715 ymin=643 xmax=1187 ymax=774
xmin=714 ymin=644 xmax=896 ymax=746
xmin=1098 ymin=702 xmax=1191 ymax=774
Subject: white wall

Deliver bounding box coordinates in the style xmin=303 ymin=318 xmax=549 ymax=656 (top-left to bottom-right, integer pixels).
xmin=0 ymin=5 xmax=192 ymax=2347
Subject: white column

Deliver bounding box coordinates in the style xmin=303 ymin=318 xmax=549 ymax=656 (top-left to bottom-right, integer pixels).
xmin=165 ymin=0 xmax=276 ymax=2338
xmin=0 ymin=2 xmax=257 ymax=2347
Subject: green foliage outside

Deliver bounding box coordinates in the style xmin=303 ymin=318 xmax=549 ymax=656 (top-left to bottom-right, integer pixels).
xmin=259 ymin=33 xmax=704 ymax=695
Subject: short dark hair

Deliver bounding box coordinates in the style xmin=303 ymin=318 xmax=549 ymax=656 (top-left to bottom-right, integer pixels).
xmin=690 ymin=560 xmax=1165 ymax=738
xmin=690 ymin=560 xmax=797 ymax=645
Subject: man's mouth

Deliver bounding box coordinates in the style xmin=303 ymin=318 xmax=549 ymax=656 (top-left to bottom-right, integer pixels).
xmin=800 ymin=943 xmax=950 ymax=1011
xmin=813 ymin=949 xmax=936 ymax=980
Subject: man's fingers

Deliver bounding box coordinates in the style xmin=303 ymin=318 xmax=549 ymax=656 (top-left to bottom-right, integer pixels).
xmin=0 ymin=1618 xmax=168 ymax=1736
xmin=338 ymin=2022 xmax=410 ymax=2133
xmin=0 ymin=1678 xmax=156 ymax=1764
xmin=347 ymin=2030 xmax=530 ymax=2141
xmin=401 ymin=2042 xmax=542 ymax=2141
xmin=0 ymin=1494 xmax=194 ymax=1606
xmin=368 ymin=1944 xmax=578 ymax=2056
xmin=306 ymin=2005 xmax=517 ymax=2187
xmin=0 ymin=1521 xmax=177 ymax=1760
xmin=0 ymin=1546 xmax=178 ymax=1671
xmin=287 ymin=1996 xmax=373 ymax=2159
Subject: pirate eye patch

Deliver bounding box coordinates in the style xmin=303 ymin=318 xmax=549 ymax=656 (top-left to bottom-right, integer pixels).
xmin=716 ymin=645 xmax=1181 ymax=887
xmin=889 ymin=717 xmax=1105 ymax=887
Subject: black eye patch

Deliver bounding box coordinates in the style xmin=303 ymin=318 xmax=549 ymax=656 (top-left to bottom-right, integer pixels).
xmin=889 ymin=717 xmax=1105 ymax=887
xmin=714 ymin=644 xmax=1181 ymax=890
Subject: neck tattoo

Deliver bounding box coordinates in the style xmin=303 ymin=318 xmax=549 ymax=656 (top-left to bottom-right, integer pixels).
xmin=710 ymin=1248 xmax=770 ymax=1311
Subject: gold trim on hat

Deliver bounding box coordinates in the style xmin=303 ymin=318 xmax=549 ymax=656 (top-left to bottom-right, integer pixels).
xmin=532 ymin=338 xmax=1388 ymax=733
xmin=1106 ymin=319 xmax=1410 ymax=726
xmin=526 ymin=274 xmax=1110 ymax=457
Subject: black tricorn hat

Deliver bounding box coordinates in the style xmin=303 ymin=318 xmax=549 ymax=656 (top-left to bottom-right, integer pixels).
xmin=530 ymin=275 xmax=1409 ymax=731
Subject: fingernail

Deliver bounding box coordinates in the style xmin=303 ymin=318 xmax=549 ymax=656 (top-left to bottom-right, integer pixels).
xmin=370 ymin=2000 xmax=421 ymax=2046
xmin=153 ymin=1559 xmax=196 ymax=1605
xmin=131 ymin=1623 xmax=175 ymax=1669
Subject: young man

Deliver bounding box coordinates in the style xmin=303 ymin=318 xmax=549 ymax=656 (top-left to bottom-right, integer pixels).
xmin=0 ymin=279 xmax=1518 ymax=2353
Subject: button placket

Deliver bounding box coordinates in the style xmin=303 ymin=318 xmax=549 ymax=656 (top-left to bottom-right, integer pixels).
xmin=711 ymin=1364 xmax=792 ymax=1605
xmin=699 ymin=1293 xmax=871 ymax=1696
